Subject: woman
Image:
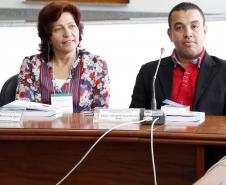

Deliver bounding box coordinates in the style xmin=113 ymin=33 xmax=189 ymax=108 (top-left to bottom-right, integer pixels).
xmin=16 ymin=1 xmax=110 ymax=112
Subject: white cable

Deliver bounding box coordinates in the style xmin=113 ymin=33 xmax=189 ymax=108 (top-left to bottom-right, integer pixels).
xmin=55 ymin=118 xmax=151 ymax=185
xmin=150 ymin=117 xmax=160 ymax=185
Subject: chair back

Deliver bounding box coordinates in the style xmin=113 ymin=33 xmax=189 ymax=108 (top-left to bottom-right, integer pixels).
xmin=0 ymin=74 xmax=18 ymax=106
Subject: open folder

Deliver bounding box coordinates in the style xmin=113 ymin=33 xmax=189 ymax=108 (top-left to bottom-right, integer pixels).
xmin=2 ymin=100 xmax=62 ymax=117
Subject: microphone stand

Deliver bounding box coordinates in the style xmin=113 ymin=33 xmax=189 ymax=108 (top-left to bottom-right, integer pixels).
xmin=151 ymin=47 xmax=165 ymax=110
xmin=144 ymin=48 xmax=165 ymax=124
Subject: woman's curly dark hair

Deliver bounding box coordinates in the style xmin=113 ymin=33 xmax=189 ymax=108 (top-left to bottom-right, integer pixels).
xmin=38 ymin=1 xmax=84 ymax=62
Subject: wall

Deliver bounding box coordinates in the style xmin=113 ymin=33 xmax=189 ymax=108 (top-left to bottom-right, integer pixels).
xmin=0 ymin=0 xmax=226 ymax=14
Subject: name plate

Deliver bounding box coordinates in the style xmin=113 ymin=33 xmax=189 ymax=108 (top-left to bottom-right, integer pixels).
xmin=0 ymin=110 xmax=22 ymax=128
xmin=94 ymin=108 xmax=143 ymax=122
xmin=0 ymin=110 xmax=22 ymax=122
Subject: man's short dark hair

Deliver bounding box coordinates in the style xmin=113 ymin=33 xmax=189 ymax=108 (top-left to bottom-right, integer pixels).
xmin=168 ymin=2 xmax=205 ymax=28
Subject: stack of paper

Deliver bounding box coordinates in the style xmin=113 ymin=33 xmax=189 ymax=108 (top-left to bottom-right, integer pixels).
xmin=161 ymin=100 xmax=205 ymax=125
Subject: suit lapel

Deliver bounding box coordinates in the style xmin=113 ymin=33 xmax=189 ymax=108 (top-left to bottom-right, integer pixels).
xmin=158 ymin=57 xmax=174 ymax=99
xmin=193 ymin=53 xmax=217 ymax=107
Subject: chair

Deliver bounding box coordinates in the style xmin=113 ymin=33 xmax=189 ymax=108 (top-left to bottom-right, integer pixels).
xmin=0 ymin=74 xmax=18 ymax=107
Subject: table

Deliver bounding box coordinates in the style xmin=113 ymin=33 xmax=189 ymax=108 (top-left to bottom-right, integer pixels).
xmin=0 ymin=114 xmax=225 ymax=185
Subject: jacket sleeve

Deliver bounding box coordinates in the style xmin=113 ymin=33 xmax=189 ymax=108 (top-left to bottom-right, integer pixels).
xmin=129 ymin=64 xmax=151 ymax=109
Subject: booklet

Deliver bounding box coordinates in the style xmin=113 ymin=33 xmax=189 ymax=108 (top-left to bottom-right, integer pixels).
xmin=165 ymin=111 xmax=205 ymax=123
xmin=161 ymin=104 xmax=190 ymax=115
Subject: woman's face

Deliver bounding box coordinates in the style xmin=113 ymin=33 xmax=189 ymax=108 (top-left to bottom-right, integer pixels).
xmin=50 ymin=12 xmax=79 ymax=55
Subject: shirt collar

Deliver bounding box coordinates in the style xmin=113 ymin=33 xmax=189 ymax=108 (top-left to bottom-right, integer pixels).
xmin=171 ymin=48 xmax=206 ymax=68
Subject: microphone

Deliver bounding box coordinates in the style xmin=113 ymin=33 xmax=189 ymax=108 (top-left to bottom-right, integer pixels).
xmin=151 ymin=47 xmax=165 ymax=110
xmin=143 ymin=48 xmax=165 ymax=124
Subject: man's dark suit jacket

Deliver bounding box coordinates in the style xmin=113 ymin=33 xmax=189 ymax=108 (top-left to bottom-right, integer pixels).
xmin=130 ymin=52 xmax=226 ymax=115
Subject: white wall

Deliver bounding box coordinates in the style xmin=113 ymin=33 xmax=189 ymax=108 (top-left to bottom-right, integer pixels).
xmin=1 ymin=0 xmax=226 ymax=14
xmin=1 ymin=20 xmax=226 ymax=108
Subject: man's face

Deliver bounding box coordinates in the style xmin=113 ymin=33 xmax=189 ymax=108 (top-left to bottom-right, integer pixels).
xmin=167 ymin=9 xmax=207 ymax=61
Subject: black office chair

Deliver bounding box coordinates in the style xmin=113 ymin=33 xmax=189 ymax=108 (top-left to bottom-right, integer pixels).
xmin=0 ymin=74 xmax=18 ymax=107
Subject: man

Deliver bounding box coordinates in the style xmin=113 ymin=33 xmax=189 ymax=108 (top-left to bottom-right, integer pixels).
xmin=130 ymin=2 xmax=226 ymax=115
